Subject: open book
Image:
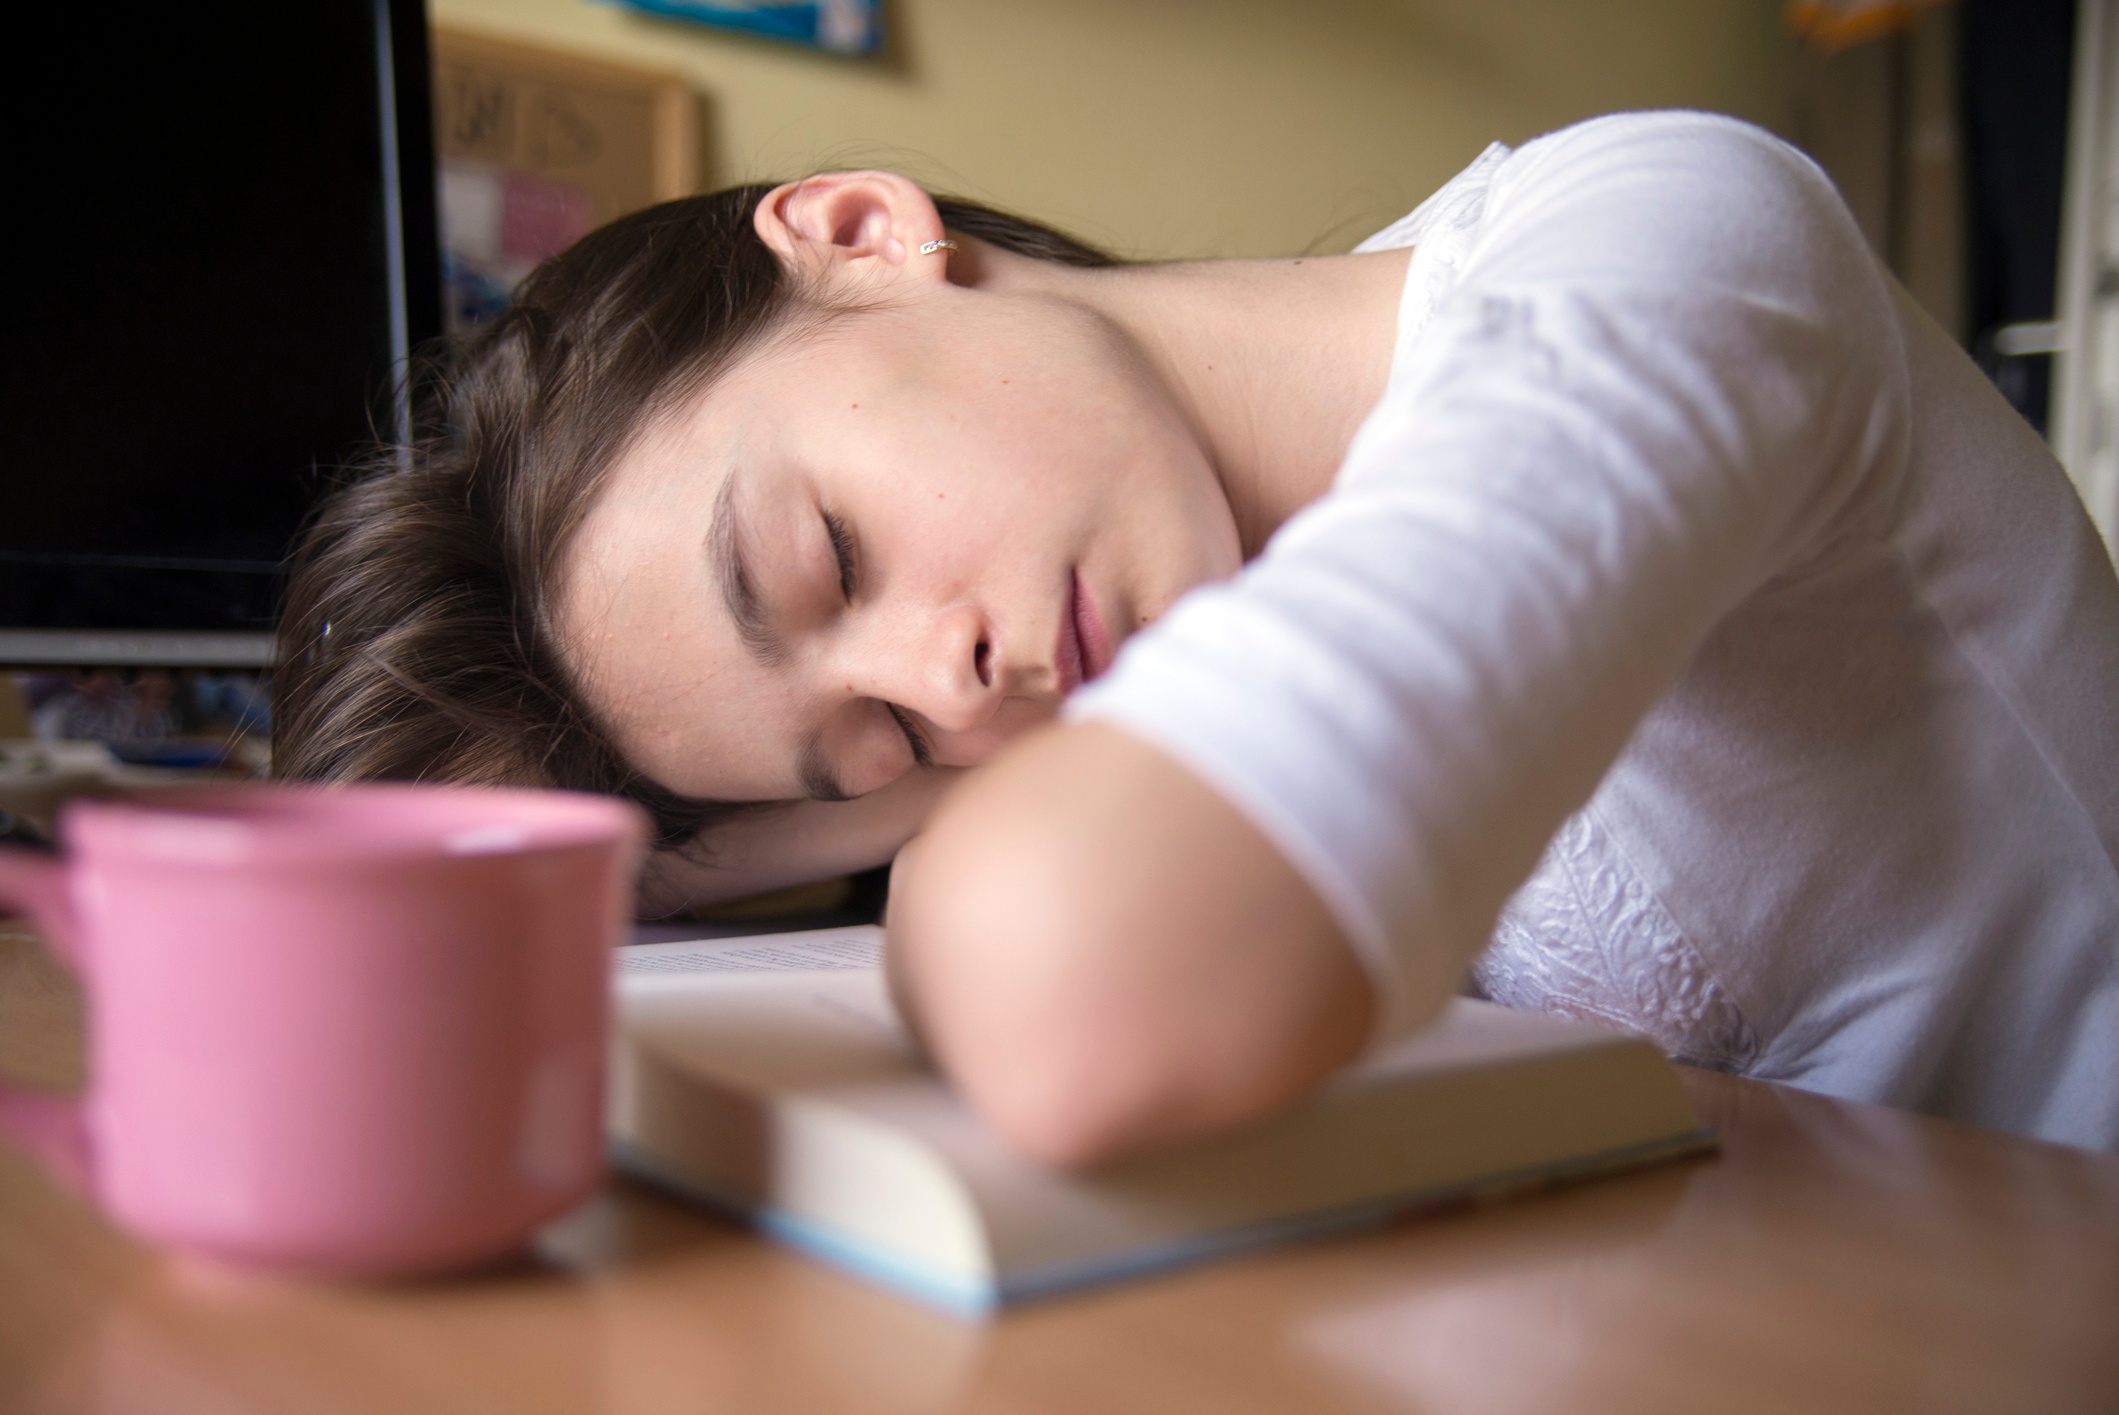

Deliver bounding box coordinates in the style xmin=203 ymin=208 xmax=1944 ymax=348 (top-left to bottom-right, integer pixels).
xmin=610 ymin=926 xmax=1711 ymax=1316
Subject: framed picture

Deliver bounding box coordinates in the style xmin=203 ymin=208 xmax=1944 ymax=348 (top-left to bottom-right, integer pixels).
xmin=600 ymin=0 xmax=882 ymax=57
xmin=431 ymin=28 xmax=702 ymax=332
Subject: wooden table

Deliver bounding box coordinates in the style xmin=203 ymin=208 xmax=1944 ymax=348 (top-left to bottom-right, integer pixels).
xmin=3 ymin=924 xmax=2115 ymax=1414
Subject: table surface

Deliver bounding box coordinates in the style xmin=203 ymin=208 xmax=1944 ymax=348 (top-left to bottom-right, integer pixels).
xmin=3 ymin=924 xmax=2116 ymax=1415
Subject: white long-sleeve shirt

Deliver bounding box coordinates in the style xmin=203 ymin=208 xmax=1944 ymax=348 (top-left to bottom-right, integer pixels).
xmin=1068 ymin=112 xmax=2119 ymax=1152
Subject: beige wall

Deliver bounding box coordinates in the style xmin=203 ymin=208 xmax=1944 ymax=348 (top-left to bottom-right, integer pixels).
xmin=432 ymin=0 xmax=1798 ymax=259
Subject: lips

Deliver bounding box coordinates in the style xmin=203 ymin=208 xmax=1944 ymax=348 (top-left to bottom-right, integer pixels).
xmin=1067 ymin=569 xmax=1113 ymax=689
xmin=1056 ymin=577 xmax=1085 ymax=696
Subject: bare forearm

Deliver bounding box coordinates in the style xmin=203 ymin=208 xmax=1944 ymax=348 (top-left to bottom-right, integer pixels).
xmin=888 ymin=722 xmax=1374 ymax=1167
xmin=638 ymin=767 xmax=961 ymax=914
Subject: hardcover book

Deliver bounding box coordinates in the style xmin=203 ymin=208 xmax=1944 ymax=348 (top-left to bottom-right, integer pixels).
xmin=610 ymin=926 xmax=1710 ymax=1316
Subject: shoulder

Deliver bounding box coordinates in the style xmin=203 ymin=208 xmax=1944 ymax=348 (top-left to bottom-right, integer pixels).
xmin=1487 ymin=111 xmax=1848 ymax=245
xmin=1506 ymin=110 xmax=1824 ymax=185
xmin=1443 ymin=110 xmax=1881 ymax=322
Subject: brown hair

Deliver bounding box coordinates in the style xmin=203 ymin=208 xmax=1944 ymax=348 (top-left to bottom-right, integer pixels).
xmin=271 ymin=182 xmax=1115 ymax=850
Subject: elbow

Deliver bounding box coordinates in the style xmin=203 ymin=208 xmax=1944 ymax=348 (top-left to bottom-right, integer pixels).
xmin=934 ymin=944 xmax=1365 ymax=1170
xmin=891 ymin=835 xmax=1225 ymax=1170
xmin=886 ymin=723 xmax=1376 ymax=1169
xmin=927 ymin=968 xmax=1313 ymax=1171
xmin=969 ymin=1032 xmax=1178 ymax=1172
xmin=885 ymin=877 xmax=1176 ymax=1169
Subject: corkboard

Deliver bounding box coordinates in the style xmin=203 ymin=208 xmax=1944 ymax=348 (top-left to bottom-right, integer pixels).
xmin=431 ymin=28 xmax=701 ymax=328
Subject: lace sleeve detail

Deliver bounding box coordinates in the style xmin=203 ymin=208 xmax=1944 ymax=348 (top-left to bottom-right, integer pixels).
xmin=1470 ymin=810 xmax=1761 ymax=1072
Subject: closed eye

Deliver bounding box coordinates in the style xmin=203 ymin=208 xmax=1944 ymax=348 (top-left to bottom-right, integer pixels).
xmin=887 ymin=703 xmax=935 ymax=769
xmin=823 ymin=510 xmax=857 ymax=602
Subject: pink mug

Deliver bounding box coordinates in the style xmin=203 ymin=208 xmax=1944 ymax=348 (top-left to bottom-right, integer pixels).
xmin=0 ymin=781 xmax=644 ymax=1278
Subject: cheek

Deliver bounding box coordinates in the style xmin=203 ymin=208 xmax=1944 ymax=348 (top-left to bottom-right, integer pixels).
xmin=931 ymin=696 xmax=1061 ymax=768
xmin=861 ymin=474 xmax=1025 ymax=595
xmin=884 ymin=392 xmax=1105 ymax=527
xmin=818 ymin=699 xmax=916 ymax=795
xmin=1129 ymin=449 xmax=1244 ymax=592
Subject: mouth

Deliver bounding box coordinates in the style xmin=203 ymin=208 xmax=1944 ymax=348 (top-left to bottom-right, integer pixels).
xmin=1065 ymin=568 xmax=1113 ymax=691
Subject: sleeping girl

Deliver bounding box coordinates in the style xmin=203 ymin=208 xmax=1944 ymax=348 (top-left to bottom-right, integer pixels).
xmin=275 ymin=112 xmax=2119 ymax=1161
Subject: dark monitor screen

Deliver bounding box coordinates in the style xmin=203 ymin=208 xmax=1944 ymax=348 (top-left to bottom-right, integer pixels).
xmin=0 ymin=0 xmax=439 ymax=660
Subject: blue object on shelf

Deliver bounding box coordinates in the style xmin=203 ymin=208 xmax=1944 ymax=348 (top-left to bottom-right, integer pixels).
xmin=109 ymin=740 xmax=231 ymax=770
xmin=601 ymin=0 xmax=882 ymax=55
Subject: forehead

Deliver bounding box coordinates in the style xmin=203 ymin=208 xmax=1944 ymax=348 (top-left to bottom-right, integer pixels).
xmin=556 ymin=373 xmax=803 ymax=801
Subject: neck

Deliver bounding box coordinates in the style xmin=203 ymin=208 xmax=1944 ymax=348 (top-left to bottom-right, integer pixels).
xmin=978 ymin=246 xmax=1410 ymax=556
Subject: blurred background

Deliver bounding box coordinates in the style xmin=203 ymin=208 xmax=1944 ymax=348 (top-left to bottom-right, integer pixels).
xmin=423 ymin=0 xmax=2080 ymax=385
xmin=2 ymin=0 xmax=2114 ymax=883
xmin=440 ymin=0 xmax=1804 ymax=261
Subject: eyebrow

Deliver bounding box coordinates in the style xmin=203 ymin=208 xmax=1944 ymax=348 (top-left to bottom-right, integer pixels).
xmin=709 ymin=466 xmax=787 ymax=666
xmin=709 ymin=469 xmax=848 ymax=802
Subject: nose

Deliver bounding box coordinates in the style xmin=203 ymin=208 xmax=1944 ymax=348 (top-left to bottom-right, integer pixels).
xmin=871 ymin=601 xmax=1003 ymax=735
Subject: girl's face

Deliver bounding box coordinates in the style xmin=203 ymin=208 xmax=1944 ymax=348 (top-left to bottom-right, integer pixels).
xmin=558 ymin=280 xmax=1242 ymax=803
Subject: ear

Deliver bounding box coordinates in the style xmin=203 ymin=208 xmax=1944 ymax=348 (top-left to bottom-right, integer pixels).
xmin=753 ymin=171 xmax=951 ymax=296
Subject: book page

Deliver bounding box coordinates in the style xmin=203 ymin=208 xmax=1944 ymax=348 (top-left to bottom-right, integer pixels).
xmin=618 ymin=926 xmax=884 ymax=977
xmin=616 ymin=933 xmax=916 ymax=1087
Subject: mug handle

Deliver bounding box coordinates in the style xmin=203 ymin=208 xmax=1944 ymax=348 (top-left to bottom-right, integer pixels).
xmin=0 ymin=848 xmax=92 ymax=1194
